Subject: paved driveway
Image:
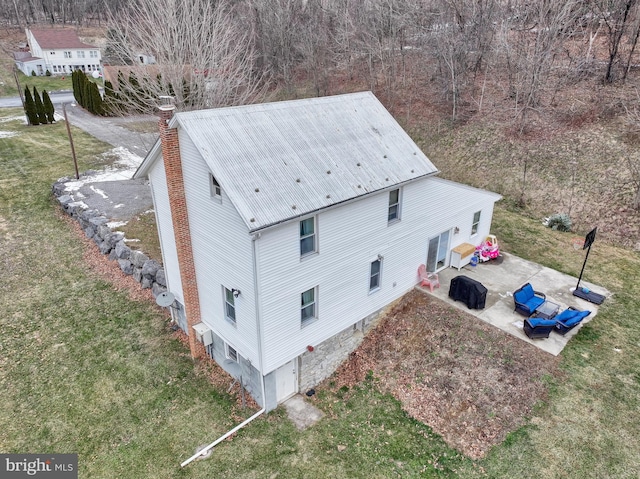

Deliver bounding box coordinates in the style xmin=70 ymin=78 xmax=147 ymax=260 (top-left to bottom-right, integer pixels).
xmin=421 ymin=252 xmax=610 ymax=355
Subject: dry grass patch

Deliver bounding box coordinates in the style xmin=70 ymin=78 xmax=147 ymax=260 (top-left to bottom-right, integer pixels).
xmin=328 ymin=289 xmax=560 ymax=459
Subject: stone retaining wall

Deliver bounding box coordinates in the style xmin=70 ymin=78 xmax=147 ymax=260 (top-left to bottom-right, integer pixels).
xmin=52 ymin=177 xmax=167 ymax=299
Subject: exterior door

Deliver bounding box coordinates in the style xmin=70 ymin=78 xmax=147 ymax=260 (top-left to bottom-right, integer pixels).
xmin=275 ymin=359 xmax=297 ymax=402
xmin=426 ymin=230 xmax=451 ymax=272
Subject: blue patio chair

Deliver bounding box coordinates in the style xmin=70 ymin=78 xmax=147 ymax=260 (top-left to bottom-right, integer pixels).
xmin=554 ymin=307 xmax=591 ymax=336
xmin=523 ymin=318 xmax=557 ymax=339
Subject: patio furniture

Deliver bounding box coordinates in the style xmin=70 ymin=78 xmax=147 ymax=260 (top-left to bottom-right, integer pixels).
xmin=523 ymin=318 xmax=557 ymax=339
xmin=417 ymin=264 xmax=440 ymax=292
xmin=572 ymin=287 xmax=605 ymax=305
xmin=531 ymin=300 xmax=560 ymax=320
xmin=450 ymin=243 xmax=476 ymax=270
xmin=513 ymin=283 xmax=546 ymax=317
xmin=449 ymin=275 xmax=487 ymax=309
xmin=554 ymin=307 xmax=591 ymax=335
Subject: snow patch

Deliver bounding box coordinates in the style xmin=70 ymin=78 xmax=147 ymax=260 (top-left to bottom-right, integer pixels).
xmin=90 ymin=185 xmax=109 ymax=199
xmin=107 ymin=220 xmax=128 ymax=228
xmin=0 ymin=115 xmax=26 ymax=124
xmin=62 ymin=146 xmax=144 ymax=193
xmin=124 ymin=238 xmax=141 ymax=242
xmin=0 ymin=131 xmax=18 ymax=138
xmin=114 ymin=203 xmax=125 ymax=208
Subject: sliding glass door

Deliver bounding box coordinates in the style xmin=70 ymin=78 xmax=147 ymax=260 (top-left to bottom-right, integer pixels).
xmin=426 ymin=230 xmax=451 ymax=272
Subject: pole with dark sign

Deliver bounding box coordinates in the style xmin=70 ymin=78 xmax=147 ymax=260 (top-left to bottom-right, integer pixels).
xmin=573 ymin=227 xmax=605 ymax=304
xmin=576 ymin=227 xmax=597 ymax=290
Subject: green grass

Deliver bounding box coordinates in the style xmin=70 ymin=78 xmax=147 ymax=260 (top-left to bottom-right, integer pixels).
xmin=2 ymin=72 xmax=73 ymax=97
xmin=2 ymin=106 xmax=640 ymax=478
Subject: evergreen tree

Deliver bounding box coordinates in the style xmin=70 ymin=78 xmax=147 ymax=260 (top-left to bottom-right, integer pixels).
xmin=72 ymin=70 xmax=82 ymax=105
xmin=102 ymin=80 xmax=118 ymax=116
xmin=33 ymin=87 xmax=47 ymax=124
xmin=23 ymin=87 xmax=39 ymax=125
xmin=84 ymin=81 xmax=94 ymax=114
xmin=42 ymin=90 xmax=55 ymax=123
xmin=90 ymin=82 xmax=104 ymax=116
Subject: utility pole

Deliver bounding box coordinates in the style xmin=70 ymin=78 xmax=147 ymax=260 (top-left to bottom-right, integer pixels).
xmin=62 ymin=103 xmax=80 ymax=180
xmin=13 ymin=66 xmax=27 ymax=123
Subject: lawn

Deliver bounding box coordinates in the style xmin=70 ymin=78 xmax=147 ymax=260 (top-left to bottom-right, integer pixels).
xmin=1 ymin=106 xmax=639 ymax=478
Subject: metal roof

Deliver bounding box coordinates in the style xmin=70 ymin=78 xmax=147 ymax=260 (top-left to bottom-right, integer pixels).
xmin=140 ymin=92 xmax=439 ymax=232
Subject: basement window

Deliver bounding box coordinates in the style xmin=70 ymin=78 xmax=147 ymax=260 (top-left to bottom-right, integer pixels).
xmin=226 ymin=344 xmax=238 ymax=362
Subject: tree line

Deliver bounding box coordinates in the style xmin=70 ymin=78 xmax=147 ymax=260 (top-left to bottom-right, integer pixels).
xmin=9 ymin=0 xmax=639 ymax=123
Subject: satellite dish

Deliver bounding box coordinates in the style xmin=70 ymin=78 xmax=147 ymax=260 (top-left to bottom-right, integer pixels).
xmin=91 ymin=70 xmax=101 ymax=79
xmin=156 ymin=291 xmax=175 ymax=307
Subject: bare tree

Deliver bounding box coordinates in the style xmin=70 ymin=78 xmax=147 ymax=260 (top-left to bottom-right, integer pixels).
xmin=588 ymin=0 xmax=640 ymax=83
xmin=106 ymin=0 xmax=267 ymax=113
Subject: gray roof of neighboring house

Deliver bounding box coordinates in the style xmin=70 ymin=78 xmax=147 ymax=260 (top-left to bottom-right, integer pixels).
xmin=28 ymin=28 xmax=96 ymax=49
xmin=137 ymin=91 xmax=440 ymax=232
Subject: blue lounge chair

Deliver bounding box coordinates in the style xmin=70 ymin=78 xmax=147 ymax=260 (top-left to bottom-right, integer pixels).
xmin=554 ymin=307 xmax=591 ymax=335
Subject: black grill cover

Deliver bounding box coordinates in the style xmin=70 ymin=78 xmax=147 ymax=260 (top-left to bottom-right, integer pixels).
xmin=448 ymin=275 xmax=487 ymax=309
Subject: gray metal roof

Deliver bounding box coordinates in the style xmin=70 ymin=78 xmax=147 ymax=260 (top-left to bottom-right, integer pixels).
xmin=158 ymin=92 xmax=439 ymax=232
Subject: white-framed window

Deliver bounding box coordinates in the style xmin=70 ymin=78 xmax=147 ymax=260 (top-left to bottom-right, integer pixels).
xmin=299 ymin=216 xmax=316 ymax=257
xmin=226 ymin=344 xmax=238 ymax=362
xmin=301 ymin=287 xmax=317 ymax=326
xmin=53 ymin=65 xmax=58 ymax=73
xmin=77 ymin=51 xmax=85 ymax=58
xmin=224 ymin=287 xmax=236 ymax=324
xmin=209 ymin=173 xmax=222 ymax=199
xmin=90 ymin=50 xmax=98 ymax=58
xmin=388 ymin=188 xmax=401 ymax=223
xmin=64 ymin=51 xmax=72 ymax=58
xmin=49 ymin=51 xmax=55 ymax=55
xmin=370 ymin=258 xmax=382 ymax=292
xmin=471 ymin=211 xmax=481 ymax=235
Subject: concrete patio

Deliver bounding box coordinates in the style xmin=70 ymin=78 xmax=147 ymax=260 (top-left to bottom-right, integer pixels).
xmin=420 ymin=252 xmax=610 ymax=355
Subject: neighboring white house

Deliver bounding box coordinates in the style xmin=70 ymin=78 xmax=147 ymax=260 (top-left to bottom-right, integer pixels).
xmin=14 ymin=28 xmax=102 ymax=77
xmin=134 ymin=91 xmax=501 ymax=410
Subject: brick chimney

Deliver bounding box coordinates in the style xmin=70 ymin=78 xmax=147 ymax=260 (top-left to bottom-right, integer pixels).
xmin=158 ymin=97 xmax=205 ymax=359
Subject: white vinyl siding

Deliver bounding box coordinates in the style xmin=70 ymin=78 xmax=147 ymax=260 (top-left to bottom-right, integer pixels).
xmin=148 ymin=154 xmax=184 ymax=307
xmin=178 ymin=130 xmax=259 ymax=365
xmin=256 ymin=177 xmax=499 ymax=373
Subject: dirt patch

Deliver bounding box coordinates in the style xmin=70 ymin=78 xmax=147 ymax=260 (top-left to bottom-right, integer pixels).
xmin=325 ymin=289 xmax=561 ymax=459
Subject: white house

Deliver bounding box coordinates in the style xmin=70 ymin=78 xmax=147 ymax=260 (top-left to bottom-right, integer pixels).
xmin=14 ymin=28 xmax=102 ymax=77
xmin=134 ymin=92 xmax=501 ymax=410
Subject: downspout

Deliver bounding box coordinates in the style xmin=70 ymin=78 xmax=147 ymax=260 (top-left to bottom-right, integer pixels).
xmin=181 ymin=232 xmax=267 ymax=468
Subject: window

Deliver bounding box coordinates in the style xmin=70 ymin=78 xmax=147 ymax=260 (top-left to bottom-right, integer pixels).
xmin=224 ymin=287 xmax=236 ymax=324
xmin=210 ymin=174 xmax=221 ymax=199
xmin=77 ymin=51 xmax=85 ymax=58
xmin=301 ymin=287 xmax=317 ymax=326
xmin=471 ymin=211 xmax=481 ymax=235
xmin=64 ymin=51 xmax=72 ymax=58
xmin=299 ymin=217 xmax=316 ymax=256
xmin=370 ymin=258 xmax=381 ymax=292
xmin=226 ymin=344 xmax=238 ymax=362
xmin=388 ymin=188 xmax=400 ymax=222
xmin=49 ymin=51 xmax=55 ymax=55
xmin=90 ymin=50 xmax=98 ymax=58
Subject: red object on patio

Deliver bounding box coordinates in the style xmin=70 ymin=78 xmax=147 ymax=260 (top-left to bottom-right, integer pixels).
xmin=418 ymin=264 xmax=440 ymax=292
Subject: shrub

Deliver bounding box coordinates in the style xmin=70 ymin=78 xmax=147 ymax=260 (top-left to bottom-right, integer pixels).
xmin=546 ymin=213 xmax=572 ymax=232
xmin=31 ymin=70 xmax=36 ymax=76
xmin=45 ymin=69 xmax=51 ymax=76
